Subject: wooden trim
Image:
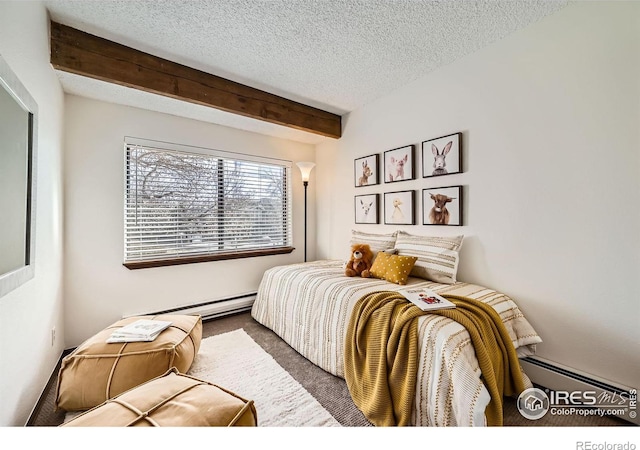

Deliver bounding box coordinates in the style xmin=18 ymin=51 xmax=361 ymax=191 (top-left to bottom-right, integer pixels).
xmin=123 ymin=246 xmax=296 ymax=270
xmin=50 ymin=21 xmax=341 ymax=139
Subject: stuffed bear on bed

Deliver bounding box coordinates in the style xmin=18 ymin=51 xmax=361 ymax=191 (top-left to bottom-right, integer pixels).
xmin=345 ymin=243 xmax=374 ymax=278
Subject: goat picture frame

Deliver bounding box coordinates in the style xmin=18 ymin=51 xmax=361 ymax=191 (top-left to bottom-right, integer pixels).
xmin=354 ymin=154 xmax=379 ymax=187
xmin=422 ymin=132 xmax=462 ymax=178
xmin=422 ymin=186 xmax=463 ymax=226
xmin=384 ymin=190 xmax=415 ymax=225
xmin=384 ymin=145 xmax=414 ymax=183
xmin=355 ymin=194 xmax=379 ymax=224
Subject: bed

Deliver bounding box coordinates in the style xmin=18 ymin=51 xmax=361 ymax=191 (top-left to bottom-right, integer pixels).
xmin=250 ymin=232 xmax=542 ymax=426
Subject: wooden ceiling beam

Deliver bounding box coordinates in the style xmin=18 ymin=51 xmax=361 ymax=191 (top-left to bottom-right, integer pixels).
xmin=50 ymin=21 xmax=342 ymax=139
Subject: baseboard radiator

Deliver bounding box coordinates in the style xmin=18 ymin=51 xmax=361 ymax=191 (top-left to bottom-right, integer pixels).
xmin=520 ymin=356 xmax=638 ymax=425
xmin=126 ymin=292 xmax=257 ymax=321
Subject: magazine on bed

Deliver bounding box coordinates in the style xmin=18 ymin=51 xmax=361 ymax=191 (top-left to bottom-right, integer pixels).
xmin=397 ymin=287 xmax=456 ymax=311
xmin=106 ymin=319 xmax=172 ymax=343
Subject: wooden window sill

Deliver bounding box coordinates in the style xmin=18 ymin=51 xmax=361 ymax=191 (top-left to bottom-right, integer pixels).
xmin=123 ymin=246 xmax=295 ymax=270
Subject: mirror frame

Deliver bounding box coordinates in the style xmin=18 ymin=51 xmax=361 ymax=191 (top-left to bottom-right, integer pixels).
xmin=0 ymin=54 xmax=38 ymax=298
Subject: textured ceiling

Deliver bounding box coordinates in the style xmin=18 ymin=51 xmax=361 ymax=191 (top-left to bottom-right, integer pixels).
xmin=44 ymin=0 xmax=568 ymax=144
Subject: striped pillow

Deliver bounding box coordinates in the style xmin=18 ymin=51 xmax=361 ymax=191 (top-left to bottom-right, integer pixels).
xmin=350 ymin=230 xmax=397 ymax=255
xmin=394 ymin=231 xmax=463 ymax=284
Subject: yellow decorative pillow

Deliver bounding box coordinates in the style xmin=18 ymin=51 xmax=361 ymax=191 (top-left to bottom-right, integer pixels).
xmin=369 ymin=252 xmax=418 ymax=285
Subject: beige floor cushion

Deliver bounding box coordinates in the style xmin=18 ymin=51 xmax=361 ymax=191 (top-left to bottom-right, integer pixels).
xmin=56 ymin=314 xmax=202 ymax=411
xmin=61 ymin=368 xmax=257 ymax=427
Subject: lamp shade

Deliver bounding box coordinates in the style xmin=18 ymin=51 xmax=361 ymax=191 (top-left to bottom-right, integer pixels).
xmin=296 ymin=162 xmax=316 ymax=182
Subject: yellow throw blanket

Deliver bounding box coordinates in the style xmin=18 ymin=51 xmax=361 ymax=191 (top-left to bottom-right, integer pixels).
xmin=344 ymin=290 xmax=526 ymax=426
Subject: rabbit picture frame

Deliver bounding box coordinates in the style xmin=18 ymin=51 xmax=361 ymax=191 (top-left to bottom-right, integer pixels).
xmin=421 ymin=132 xmax=462 ymax=178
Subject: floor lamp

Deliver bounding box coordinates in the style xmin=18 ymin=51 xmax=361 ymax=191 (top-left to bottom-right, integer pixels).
xmin=296 ymin=162 xmax=315 ymax=262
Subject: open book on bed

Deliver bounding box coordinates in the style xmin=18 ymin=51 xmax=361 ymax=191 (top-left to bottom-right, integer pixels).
xmin=397 ymin=287 xmax=456 ymax=311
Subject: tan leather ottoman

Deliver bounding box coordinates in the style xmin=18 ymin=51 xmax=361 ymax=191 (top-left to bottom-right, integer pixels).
xmin=55 ymin=314 xmax=202 ymax=411
xmin=62 ymin=368 xmax=257 ymax=427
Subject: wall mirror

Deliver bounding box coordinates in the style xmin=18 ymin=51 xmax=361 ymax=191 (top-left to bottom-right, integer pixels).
xmin=0 ymin=54 xmax=38 ymax=298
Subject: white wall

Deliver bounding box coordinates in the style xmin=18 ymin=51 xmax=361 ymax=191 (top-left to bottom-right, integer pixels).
xmin=63 ymin=95 xmax=315 ymax=346
xmin=0 ymin=2 xmax=66 ymax=426
xmin=316 ymin=1 xmax=639 ymax=389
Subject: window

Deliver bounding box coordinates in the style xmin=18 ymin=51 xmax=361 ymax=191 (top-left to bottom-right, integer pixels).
xmin=124 ymin=139 xmax=293 ymax=269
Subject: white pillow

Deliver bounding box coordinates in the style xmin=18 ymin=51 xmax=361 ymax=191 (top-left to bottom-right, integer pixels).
xmin=394 ymin=231 xmax=463 ymax=284
xmin=349 ymin=230 xmax=397 ymax=255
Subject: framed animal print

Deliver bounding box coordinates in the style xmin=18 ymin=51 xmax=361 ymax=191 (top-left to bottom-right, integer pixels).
xmin=355 ymin=194 xmax=379 ymax=224
xmin=422 ymin=132 xmax=462 ymax=178
xmin=422 ymin=186 xmax=462 ymax=226
xmin=384 ymin=145 xmax=414 ymax=183
xmin=384 ymin=190 xmax=414 ymax=225
xmin=354 ymin=154 xmax=379 ymax=187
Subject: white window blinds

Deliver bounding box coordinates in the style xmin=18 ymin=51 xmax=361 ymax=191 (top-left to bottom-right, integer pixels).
xmin=124 ymin=139 xmax=292 ymax=265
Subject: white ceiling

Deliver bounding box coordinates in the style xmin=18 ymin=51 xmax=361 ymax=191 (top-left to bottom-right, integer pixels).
xmin=44 ymin=0 xmax=568 ymax=144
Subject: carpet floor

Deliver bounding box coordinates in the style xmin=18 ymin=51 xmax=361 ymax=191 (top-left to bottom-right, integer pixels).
xmin=29 ymin=311 xmax=633 ymax=427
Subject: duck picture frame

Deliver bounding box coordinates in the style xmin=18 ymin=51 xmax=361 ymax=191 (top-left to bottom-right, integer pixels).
xmin=384 ymin=190 xmax=415 ymax=225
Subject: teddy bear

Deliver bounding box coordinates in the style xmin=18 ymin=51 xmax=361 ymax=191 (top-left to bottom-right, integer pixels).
xmin=345 ymin=243 xmax=374 ymax=278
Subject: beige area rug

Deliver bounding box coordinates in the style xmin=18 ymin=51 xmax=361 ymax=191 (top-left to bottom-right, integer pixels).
xmin=187 ymin=328 xmax=341 ymax=427
xmin=66 ymin=329 xmax=340 ymax=426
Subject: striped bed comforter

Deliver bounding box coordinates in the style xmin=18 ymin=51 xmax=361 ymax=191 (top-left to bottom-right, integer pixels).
xmin=250 ymin=260 xmax=542 ymax=426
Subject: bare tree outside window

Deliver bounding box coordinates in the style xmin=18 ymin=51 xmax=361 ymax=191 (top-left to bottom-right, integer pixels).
xmin=125 ymin=145 xmax=291 ymax=265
